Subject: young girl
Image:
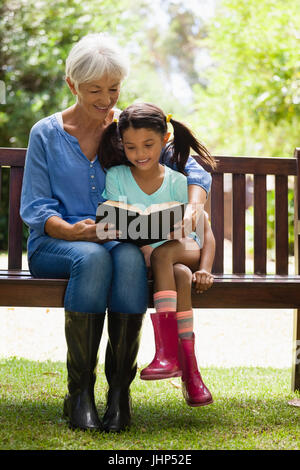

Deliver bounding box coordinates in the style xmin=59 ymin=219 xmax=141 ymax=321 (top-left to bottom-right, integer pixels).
xmin=99 ymin=102 xmax=216 ymax=407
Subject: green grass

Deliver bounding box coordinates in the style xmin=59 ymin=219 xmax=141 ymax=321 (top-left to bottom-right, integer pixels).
xmin=0 ymin=357 xmax=299 ymax=450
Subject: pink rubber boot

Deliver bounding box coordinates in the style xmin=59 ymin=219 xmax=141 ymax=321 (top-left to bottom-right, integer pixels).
xmin=140 ymin=312 xmax=181 ymax=380
xmin=179 ymin=333 xmax=213 ymax=407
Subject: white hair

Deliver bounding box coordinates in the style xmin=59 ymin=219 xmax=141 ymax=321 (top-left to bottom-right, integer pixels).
xmin=65 ymin=33 xmax=129 ymax=89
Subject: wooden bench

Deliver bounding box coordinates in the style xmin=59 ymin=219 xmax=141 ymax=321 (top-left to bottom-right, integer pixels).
xmin=0 ymin=147 xmax=299 ymax=391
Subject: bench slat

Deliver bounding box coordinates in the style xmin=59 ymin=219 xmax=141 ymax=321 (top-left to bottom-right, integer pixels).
xmin=0 ymin=274 xmax=299 ymax=309
xmin=199 ymin=155 xmax=298 ymax=176
xmin=275 ymin=175 xmax=289 ymax=274
xmin=254 ymin=174 xmax=267 ymax=274
xmin=210 ymin=173 xmax=224 ymax=273
xmin=8 ymin=166 xmax=24 ymax=270
xmin=232 ymin=174 xmax=246 ymax=273
xmin=0 ymin=148 xmax=26 ymax=166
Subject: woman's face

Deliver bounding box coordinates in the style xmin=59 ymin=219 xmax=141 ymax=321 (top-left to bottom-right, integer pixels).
xmin=68 ymin=75 xmax=121 ymax=121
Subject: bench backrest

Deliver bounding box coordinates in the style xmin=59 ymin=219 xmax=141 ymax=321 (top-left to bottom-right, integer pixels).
xmin=199 ymin=151 xmax=300 ymax=275
xmin=0 ymin=147 xmax=299 ymax=275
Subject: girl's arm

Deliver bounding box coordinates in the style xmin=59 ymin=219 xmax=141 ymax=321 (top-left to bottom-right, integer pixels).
xmin=162 ymin=145 xmax=211 ymax=235
xmin=192 ymin=214 xmax=215 ymax=294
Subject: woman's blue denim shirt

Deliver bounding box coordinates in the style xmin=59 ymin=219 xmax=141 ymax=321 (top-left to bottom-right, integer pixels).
xmin=20 ymin=114 xmax=212 ymax=259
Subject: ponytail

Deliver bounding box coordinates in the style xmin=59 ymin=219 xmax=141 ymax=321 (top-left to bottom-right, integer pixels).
xmin=99 ymin=103 xmax=216 ymax=173
xmin=98 ymin=121 xmax=129 ymax=170
xmin=169 ymin=118 xmax=216 ymax=174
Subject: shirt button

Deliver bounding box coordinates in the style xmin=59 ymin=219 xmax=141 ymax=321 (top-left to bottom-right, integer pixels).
xmin=90 ymin=164 xmax=93 ymax=168
xmin=92 ymin=186 xmax=95 ymax=190
xmin=91 ymin=175 xmax=94 ymax=178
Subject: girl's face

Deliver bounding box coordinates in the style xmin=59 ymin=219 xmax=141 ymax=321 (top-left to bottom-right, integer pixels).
xmin=67 ymin=75 xmax=121 ymax=121
xmin=122 ymin=127 xmax=169 ymax=171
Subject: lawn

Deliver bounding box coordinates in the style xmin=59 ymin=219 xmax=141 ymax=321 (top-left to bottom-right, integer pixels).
xmin=0 ymin=357 xmax=299 ymax=451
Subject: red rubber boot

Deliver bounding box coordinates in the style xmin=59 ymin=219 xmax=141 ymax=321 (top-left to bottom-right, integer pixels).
xmin=140 ymin=311 xmax=181 ymax=380
xmin=179 ymin=333 xmax=213 ymax=407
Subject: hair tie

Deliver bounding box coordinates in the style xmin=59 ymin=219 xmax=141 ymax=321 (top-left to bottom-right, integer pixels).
xmin=166 ymin=113 xmax=172 ymax=123
xmin=113 ymin=118 xmax=118 ymax=123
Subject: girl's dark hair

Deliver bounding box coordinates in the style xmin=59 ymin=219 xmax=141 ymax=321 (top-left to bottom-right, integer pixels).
xmin=98 ymin=102 xmax=216 ymax=173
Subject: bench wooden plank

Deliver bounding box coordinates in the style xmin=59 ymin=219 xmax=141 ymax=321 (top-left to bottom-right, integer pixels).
xmin=8 ymin=166 xmax=24 ymax=270
xmin=211 ymin=173 xmax=224 ymax=274
xmin=275 ymin=175 xmax=289 ymax=274
xmin=232 ymin=174 xmax=246 ymax=273
xmin=0 ymin=148 xmax=26 ymax=166
xmin=202 ymin=155 xmax=298 ymax=176
xmin=254 ymin=174 xmax=267 ymax=274
xmin=0 ymin=273 xmax=299 ymax=309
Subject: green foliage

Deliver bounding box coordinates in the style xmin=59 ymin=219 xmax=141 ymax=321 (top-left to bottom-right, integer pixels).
xmin=191 ymin=0 xmax=300 ymax=157
xmin=0 ymin=0 xmax=140 ymax=147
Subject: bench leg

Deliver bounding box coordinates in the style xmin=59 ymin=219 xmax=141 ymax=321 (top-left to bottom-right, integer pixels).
xmin=291 ymin=308 xmax=300 ymax=392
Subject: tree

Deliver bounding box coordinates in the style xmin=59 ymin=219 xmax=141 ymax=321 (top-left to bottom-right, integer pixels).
xmin=0 ymin=0 xmax=140 ymax=147
xmin=192 ymin=0 xmax=300 ymax=157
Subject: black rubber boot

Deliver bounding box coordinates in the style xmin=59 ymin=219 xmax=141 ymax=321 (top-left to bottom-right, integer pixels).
xmin=103 ymin=312 xmax=144 ymax=433
xmin=63 ymin=310 xmax=105 ymax=431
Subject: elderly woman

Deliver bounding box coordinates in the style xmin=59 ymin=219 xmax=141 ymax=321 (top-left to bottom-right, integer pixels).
xmin=20 ymin=34 xmax=212 ymax=433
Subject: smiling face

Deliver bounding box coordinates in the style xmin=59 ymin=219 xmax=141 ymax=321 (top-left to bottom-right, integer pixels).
xmin=122 ymin=127 xmax=169 ymax=171
xmin=67 ymin=75 xmax=121 ymax=121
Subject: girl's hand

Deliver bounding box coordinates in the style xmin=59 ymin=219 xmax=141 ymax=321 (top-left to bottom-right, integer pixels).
xmin=168 ymin=203 xmax=203 ymax=240
xmin=192 ymin=269 xmax=214 ymax=294
xmin=140 ymin=245 xmax=154 ymax=268
xmin=95 ymin=220 xmax=122 ymax=242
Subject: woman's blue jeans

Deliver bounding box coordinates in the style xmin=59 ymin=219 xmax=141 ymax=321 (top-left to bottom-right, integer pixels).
xmin=29 ymin=238 xmax=148 ymax=314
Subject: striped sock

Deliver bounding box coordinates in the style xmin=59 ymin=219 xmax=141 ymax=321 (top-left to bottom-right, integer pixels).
xmin=153 ymin=290 xmax=177 ymax=313
xmin=176 ymin=310 xmax=194 ymax=338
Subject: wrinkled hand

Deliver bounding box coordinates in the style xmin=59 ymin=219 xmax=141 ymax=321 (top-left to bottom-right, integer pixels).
xmin=69 ymin=219 xmax=99 ymax=242
xmin=192 ymin=269 xmax=214 ymax=294
xmin=71 ymin=218 xmax=120 ymax=242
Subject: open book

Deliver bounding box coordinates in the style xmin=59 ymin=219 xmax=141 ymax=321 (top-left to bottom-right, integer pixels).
xmin=96 ymin=200 xmax=186 ymax=246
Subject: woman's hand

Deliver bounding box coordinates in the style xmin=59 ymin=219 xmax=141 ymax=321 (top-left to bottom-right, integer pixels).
xmin=192 ymin=269 xmax=214 ymax=294
xmin=72 ymin=219 xmax=120 ymax=242
xmin=45 ymin=216 xmax=120 ymax=242
xmin=69 ymin=219 xmax=98 ymax=242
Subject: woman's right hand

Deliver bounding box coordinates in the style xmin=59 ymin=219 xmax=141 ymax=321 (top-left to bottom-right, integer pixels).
xmin=71 ymin=219 xmax=101 ymax=242
xmin=74 ymin=219 xmax=120 ymax=242
xmin=45 ymin=216 xmax=120 ymax=243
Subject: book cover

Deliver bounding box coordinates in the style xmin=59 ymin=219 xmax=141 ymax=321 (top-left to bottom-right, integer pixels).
xmin=96 ymin=200 xmax=187 ymax=246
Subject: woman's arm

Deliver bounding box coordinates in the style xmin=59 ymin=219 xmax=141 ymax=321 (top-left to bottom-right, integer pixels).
xmin=45 ymin=216 xmax=101 ymax=242
xmin=21 ymin=125 xmax=115 ymax=243
xmin=160 ymin=144 xmax=212 ymax=197
xmin=20 ymin=125 xmax=65 ymax=237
